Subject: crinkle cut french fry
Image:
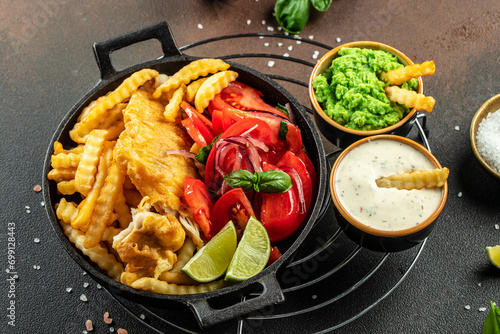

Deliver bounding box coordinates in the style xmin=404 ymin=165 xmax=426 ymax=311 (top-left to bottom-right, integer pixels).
xmin=57 ymin=180 xmax=77 ymax=195
xmin=194 ymin=70 xmax=238 ymax=113
xmin=48 ymin=167 xmax=77 ymax=183
xmin=60 ymin=220 xmax=123 ymax=281
xmin=114 ymin=189 xmax=132 ymax=229
xmin=384 ymin=86 xmax=435 ymax=113
xmin=71 ymin=142 xmax=114 ymax=230
xmin=70 ymin=68 xmax=159 ymax=143
xmin=376 ymin=167 xmax=449 ymax=190
xmin=56 ymin=198 xmax=79 ymax=224
xmin=131 ymin=277 xmax=227 ymax=295
xmin=97 ymin=103 xmax=126 ymax=129
xmin=102 ymin=226 xmax=123 ymax=243
xmin=74 ymin=129 xmax=107 ymax=196
xmin=185 ymin=77 xmax=208 ymax=103
xmin=163 ymin=84 xmax=186 ymax=123
xmin=51 ymin=152 xmax=81 ymax=169
xmin=84 ymin=158 xmax=125 ymax=249
xmin=381 ymin=61 xmax=435 ymax=85
xmin=152 ymin=58 xmax=230 ymax=100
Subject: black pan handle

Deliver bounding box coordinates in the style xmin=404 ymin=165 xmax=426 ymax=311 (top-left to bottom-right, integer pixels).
xmin=93 ymin=21 xmax=182 ymax=80
xmin=187 ymin=273 xmax=285 ymax=329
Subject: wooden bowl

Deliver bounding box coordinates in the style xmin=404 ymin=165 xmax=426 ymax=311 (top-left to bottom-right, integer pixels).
xmin=470 ymin=93 xmax=500 ymax=179
xmin=309 ymin=41 xmax=424 ymax=149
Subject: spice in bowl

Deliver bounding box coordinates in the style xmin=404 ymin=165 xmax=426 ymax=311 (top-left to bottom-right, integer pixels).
xmin=476 ymin=107 xmax=500 ymax=173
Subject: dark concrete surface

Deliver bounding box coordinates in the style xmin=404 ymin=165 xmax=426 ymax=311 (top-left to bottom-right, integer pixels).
xmin=0 ymin=1 xmax=499 ymax=333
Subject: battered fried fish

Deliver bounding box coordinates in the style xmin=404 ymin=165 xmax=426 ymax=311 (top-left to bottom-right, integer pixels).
xmin=114 ymin=90 xmax=198 ymax=214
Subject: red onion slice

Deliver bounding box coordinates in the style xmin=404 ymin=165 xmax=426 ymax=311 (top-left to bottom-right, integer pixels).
xmin=279 ymin=166 xmax=306 ymax=214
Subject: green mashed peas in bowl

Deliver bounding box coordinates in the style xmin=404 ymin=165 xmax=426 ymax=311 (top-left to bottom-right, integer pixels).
xmin=309 ymin=41 xmax=424 ymax=148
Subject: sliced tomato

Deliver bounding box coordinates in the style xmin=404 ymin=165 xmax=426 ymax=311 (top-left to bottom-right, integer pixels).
xmin=181 ymin=101 xmax=214 ymax=146
xmin=267 ymin=246 xmax=282 ymax=266
xmin=183 ymin=177 xmax=215 ymax=240
xmin=296 ymin=150 xmax=317 ymax=195
xmin=277 ymin=151 xmax=313 ymax=210
xmin=211 ymin=188 xmax=255 ymax=236
xmin=181 ymin=118 xmax=208 ymax=147
xmin=220 ymin=81 xmax=290 ymax=119
xmin=259 ymin=163 xmax=307 ymax=242
xmin=220 ymin=118 xmax=278 ymax=145
xmin=211 ymin=109 xmax=224 ymax=136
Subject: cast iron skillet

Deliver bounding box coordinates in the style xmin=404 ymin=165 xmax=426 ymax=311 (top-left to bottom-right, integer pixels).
xmin=43 ymin=22 xmax=327 ymax=329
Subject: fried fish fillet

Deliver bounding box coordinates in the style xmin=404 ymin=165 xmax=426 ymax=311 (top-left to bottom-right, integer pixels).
xmin=114 ymin=90 xmax=198 ymax=214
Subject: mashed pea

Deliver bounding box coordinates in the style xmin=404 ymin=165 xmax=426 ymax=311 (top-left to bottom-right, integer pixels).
xmin=313 ymin=47 xmax=418 ymax=131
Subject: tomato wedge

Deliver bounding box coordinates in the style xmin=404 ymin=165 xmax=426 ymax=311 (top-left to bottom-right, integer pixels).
xmin=296 ymin=150 xmax=317 ymax=195
xmin=219 ymin=81 xmax=290 ymax=119
xmin=181 ymin=101 xmax=214 ymax=146
xmin=267 ymin=246 xmax=282 ymax=266
xmin=220 ymin=118 xmax=277 ymax=145
xmin=277 ymin=151 xmax=313 ymax=210
xmin=183 ymin=177 xmax=215 ymax=239
xmin=259 ymin=162 xmax=307 ymax=242
xmin=210 ymin=188 xmax=255 ymax=236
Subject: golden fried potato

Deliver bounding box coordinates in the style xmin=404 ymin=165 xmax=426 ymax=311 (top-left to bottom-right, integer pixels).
xmin=185 ymin=77 xmax=208 ymax=103
xmin=381 ymin=61 xmax=435 ymax=85
xmin=384 ymin=86 xmax=435 ymax=113
xmin=152 ymin=58 xmax=230 ymax=100
xmin=376 ymin=167 xmax=449 ymax=190
xmin=74 ymin=129 xmax=107 ymax=196
xmin=130 ymin=277 xmax=227 ymax=295
xmin=70 ymin=68 xmax=158 ymax=143
xmin=194 ymin=70 xmax=238 ymax=113
xmin=163 ymin=84 xmax=186 ymax=122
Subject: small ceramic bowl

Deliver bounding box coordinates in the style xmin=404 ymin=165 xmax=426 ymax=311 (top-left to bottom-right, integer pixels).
xmin=330 ymin=135 xmax=448 ymax=252
xmin=470 ymin=93 xmax=500 ymax=179
xmin=309 ymin=41 xmax=424 ymax=149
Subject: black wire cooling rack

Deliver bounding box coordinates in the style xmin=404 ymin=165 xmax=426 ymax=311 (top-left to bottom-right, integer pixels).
xmin=104 ymin=33 xmax=432 ymax=334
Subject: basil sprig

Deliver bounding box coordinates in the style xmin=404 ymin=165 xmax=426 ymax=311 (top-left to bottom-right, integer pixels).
xmin=195 ymin=134 xmax=221 ymax=165
xmin=275 ymin=0 xmax=333 ymax=34
xmin=483 ymin=301 xmax=500 ymax=334
xmin=224 ymin=170 xmax=292 ymax=194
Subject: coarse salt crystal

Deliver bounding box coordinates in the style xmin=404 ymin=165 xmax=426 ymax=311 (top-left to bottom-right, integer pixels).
xmin=458 ymin=192 xmax=463 ymax=197
xmin=261 ymin=20 xmax=266 ymax=25
xmin=277 ymin=42 xmax=283 ymax=47
xmin=455 ymin=125 xmax=460 ymax=131
xmin=66 ymin=287 xmax=72 ymax=293
xmin=96 ymin=284 xmax=102 ymax=289
xmin=86 ymin=320 xmax=93 ymax=331
xmin=267 ymin=26 xmax=274 ymax=32
xmin=479 ymin=307 xmax=487 ymax=312
xmin=312 ymin=295 xmax=317 ymax=299
xmin=34 ymin=238 xmax=40 ymax=243
xmin=476 ymin=108 xmax=500 ymax=173
xmin=117 ymin=329 xmax=128 ymax=334
xmin=494 ymin=224 xmax=499 ymax=230
xmin=80 ymin=294 xmax=88 ymax=302
xmin=33 ymin=185 xmax=42 ymax=192
xmin=197 ymin=24 xmax=203 ymax=29
xmin=308 ymin=35 xmax=314 ymax=39
xmin=464 ymin=305 xmax=471 ymax=310
xmin=140 ymin=314 xmax=146 ymax=320
xmin=83 ymin=282 xmax=89 ymax=288
xmin=267 ymin=61 xmax=275 ymax=68
xmin=288 ymin=45 xmax=293 ymax=51
xmin=246 ymin=20 xmax=251 ymax=25
xmin=264 ymin=42 xmax=269 ymax=47
xmin=283 ymin=53 xmax=289 ymax=57
xmin=296 ymin=40 xmax=302 ymax=44
xmin=104 ymin=312 xmax=113 ymax=324
xmin=336 ymin=37 xmax=342 ymax=43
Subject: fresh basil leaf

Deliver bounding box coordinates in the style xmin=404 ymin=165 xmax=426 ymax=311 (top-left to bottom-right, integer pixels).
xmin=483 ymin=301 xmax=500 ymax=334
xmin=255 ymin=170 xmax=292 ymax=194
xmin=275 ymin=0 xmax=310 ymax=34
xmin=195 ymin=134 xmax=221 ymax=164
xmin=224 ymin=170 xmax=255 ymax=193
xmin=310 ymin=0 xmax=332 ymax=12
xmin=279 ymin=120 xmax=289 ymax=141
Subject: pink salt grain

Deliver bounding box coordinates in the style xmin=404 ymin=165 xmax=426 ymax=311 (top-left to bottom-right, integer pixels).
xmin=85 ymin=319 xmax=93 ymax=331
xmin=117 ymin=329 xmax=128 ymax=334
xmin=103 ymin=311 xmax=113 ymax=324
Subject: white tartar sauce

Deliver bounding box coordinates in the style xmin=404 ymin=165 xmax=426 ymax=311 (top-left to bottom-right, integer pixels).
xmin=335 ymin=139 xmax=442 ymax=231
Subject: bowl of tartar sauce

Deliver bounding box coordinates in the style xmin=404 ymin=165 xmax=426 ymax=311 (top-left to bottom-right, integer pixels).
xmin=330 ymin=135 xmax=448 ymax=252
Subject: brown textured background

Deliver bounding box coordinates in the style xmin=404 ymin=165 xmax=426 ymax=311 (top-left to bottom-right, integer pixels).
xmin=1 ymin=1 xmax=499 ymax=333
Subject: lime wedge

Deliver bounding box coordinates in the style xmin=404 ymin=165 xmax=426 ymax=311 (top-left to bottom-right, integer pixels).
xmin=225 ymin=216 xmax=271 ymax=282
xmin=182 ymin=221 xmax=237 ymax=282
xmin=486 ymin=245 xmax=500 ymax=269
